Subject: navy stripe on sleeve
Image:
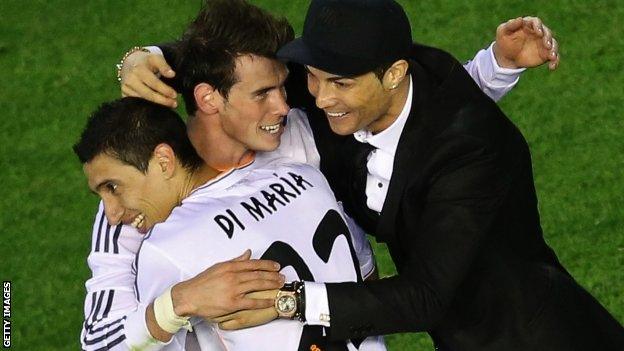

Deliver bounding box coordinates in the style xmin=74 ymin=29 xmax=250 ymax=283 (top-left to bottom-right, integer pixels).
xmin=102 ymin=290 xmax=115 ymax=319
xmin=94 ymin=213 xmax=105 ymax=253
xmin=103 ymin=223 xmax=111 ymax=253
xmin=91 ymin=291 xmax=105 ymax=324
xmin=112 ymin=225 xmax=122 ymax=254
xmin=82 ymin=323 xmax=124 ymax=345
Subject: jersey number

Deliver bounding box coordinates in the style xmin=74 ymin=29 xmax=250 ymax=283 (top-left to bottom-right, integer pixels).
xmin=260 ymin=209 xmax=363 ymax=351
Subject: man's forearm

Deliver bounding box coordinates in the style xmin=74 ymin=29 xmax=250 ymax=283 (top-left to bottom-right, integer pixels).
xmin=146 ymin=303 xmax=175 ymax=343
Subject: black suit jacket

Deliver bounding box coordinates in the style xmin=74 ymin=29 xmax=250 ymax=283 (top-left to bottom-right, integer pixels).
xmin=161 ymin=42 xmax=624 ymax=350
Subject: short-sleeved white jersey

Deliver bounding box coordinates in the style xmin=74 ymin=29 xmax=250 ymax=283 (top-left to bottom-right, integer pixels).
xmin=135 ymin=159 xmax=385 ymax=350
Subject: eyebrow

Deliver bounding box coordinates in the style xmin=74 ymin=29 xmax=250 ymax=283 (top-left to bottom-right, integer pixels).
xmin=304 ymin=66 xmax=356 ymax=81
xmin=251 ymin=86 xmax=274 ymax=96
xmin=328 ymin=76 xmax=356 ymax=82
xmin=91 ymin=179 xmax=115 ymax=194
xmin=251 ymin=75 xmax=288 ymax=96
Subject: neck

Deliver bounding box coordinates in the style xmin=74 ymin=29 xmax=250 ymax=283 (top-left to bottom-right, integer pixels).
xmin=187 ymin=113 xmax=255 ymax=171
xmin=176 ymin=163 xmax=220 ymax=204
xmin=368 ymin=76 xmax=410 ymax=134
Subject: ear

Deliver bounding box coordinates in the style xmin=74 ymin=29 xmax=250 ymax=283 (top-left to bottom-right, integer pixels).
xmin=152 ymin=143 xmax=177 ymax=179
xmin=194 ymin=83 xmax=223 ymax=114
xmin=382 ymin=59 xmax=409 ymax=90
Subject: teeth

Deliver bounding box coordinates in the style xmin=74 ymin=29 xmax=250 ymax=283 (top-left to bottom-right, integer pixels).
xmin=131 ymin=214 xmax=145 ymax=229
xmin=327 ymin=112 xmax=347 ymax=118
xmin=259 ymin=123 xmax=281 ymax=134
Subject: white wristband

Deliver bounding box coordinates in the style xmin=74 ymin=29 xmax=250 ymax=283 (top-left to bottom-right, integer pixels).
xmin=153 ymin=287 xmax=192 ymax=334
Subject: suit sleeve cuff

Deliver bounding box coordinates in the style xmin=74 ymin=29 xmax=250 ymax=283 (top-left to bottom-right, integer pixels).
xmin=464 ymin=42 xmax=526 ymax=102
xmin=483 ymin=42 xmax=525 ymax=85
xmin=145 ymin=46 xmax=164 ymax=56
xmin=303 ymin=282 xmax=331 ymax=327
xmin=124 ymin=303 xmax=171 ymax=350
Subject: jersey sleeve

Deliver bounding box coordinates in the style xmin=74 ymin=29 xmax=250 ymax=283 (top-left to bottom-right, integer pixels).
xmin=133 ymin=231 xmax=200 ymax=349
xmin=462 ymin=43 xmax=525 ymax=102
xmin=339 ymin=202 xmax=376 ymax=279
xmin=134 ymin=239 xmax=186 ymax=306
xmin=80 ymin=203 xmax=167 ymax=351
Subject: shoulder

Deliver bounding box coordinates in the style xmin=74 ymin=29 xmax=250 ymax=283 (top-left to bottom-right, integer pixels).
xmin=260 ymin=108 xmax=321 ymax=168
xmin=89 ymin=202 xmax=143 ymax=256
xmin=284 ymin=108 xmax=314 ymax=141
xmin=403 ymin=46 xmax=519 ymax=151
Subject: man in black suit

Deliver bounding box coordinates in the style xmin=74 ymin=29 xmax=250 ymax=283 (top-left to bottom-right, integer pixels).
xmin=244 ymin=1 xmax=623 ymax=350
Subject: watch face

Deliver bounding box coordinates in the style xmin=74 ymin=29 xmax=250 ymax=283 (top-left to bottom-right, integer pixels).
xmin=277 ymin=295 xmax=296 ymax=313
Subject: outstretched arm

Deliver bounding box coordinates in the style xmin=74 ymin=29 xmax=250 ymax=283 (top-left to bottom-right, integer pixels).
xmin=464 ymin=16 xmax=560 ymax=101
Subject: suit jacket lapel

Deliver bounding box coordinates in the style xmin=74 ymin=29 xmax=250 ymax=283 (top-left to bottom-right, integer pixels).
xmin=375 ymin=61 xmax=432 ymax=245
xmin=373 ymin=44 xmax=488 ymax=250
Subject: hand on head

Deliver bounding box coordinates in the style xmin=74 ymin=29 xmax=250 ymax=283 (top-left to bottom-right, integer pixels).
xmin=120 ymin=51 xmax=178 ymax=108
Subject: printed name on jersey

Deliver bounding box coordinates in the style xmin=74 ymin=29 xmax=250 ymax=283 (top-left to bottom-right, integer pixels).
xmin=214 ymin=171 xmax=314 ymax=238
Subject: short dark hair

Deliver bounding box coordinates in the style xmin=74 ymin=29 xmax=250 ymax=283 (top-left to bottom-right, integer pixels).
xmin=73 ymin=97 xmax=203 ymax=173
xmin=373 ymin=61 xmax=396 ymax=80
xmin=176 ymin=0 xmax=294 ymax=115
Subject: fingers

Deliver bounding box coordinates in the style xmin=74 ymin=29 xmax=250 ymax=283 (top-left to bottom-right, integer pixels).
xmin=541 ymin=24 xmax=554 ymax=51
xmin=217 ymin=306 xmax=278 ymax=330
xmin=220 ymin=259 xmax=281 ymax=274
xmin=147 ymin=54 xmax=176 ymax=79
xmin=239 ymin=296 xmax=276 ymax=310
xmin=522 ymin=16 xmax=544 ymax=37
xmin=246 ymin=289 xmax=279 ymax=300
xmin=235 ymin=271 xmax=284 ymax=284
xmin=532 ymin=22 xmax=559 ymax=70
xmin=548 ymin=38 xmax=560 ymax=70
xmin=121 ymin=83 xmax=141 ymax=98
xmin=142 ymin=70 xmax=178 ymax=99
xmin=542 ymin=25 xmax=560 ymax=70
xmin=124 ymin=74 xmax=178 ymax=108
xmin=212 ymin=311 xmax=239 ymax=323
xmin=218 ymin=320 xmax=240 ymax=330
xmin=237 ymin=278 xmax=284 ymax=295
xmin=500 ymin=17 xmax=523 ymax=34
xmin=233 ymin=249 xmax=252 ymax=261
xmin=120 ymin=53 xmax=178 ymax=108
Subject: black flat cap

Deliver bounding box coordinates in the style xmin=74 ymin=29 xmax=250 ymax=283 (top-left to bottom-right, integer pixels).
xmin=277 ymin=0 xmax=413 ymax=76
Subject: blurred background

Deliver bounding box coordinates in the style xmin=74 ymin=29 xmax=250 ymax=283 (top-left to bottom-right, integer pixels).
xmin=1 ymin=0 xmax=622 ymax=349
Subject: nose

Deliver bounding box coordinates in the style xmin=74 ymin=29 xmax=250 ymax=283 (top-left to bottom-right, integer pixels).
xmin=102 ymin=197 xmax=124 ymax=225
xmin=314 ymin=83 xmax=334 ymax=110
xmin=272 ymin=89 xmax=290 ymax=116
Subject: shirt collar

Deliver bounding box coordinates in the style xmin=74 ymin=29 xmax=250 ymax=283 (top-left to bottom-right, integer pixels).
xmin=353 ymin=75 xmax=413 ymax=155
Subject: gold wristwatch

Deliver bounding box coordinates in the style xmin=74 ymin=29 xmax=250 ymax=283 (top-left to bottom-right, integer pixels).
xmin=275 ymin=281 xmax=305 ymax=322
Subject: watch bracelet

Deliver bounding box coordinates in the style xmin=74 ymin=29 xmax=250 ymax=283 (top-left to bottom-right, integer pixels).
xmin=293 ymin=281 xmax=306 ymax=323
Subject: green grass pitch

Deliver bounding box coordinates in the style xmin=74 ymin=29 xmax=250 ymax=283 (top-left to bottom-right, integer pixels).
xmin=1 ymin=0 xmax=622 ymax=349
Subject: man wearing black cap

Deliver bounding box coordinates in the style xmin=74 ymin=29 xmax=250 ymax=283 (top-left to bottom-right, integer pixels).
xmin=259 ymin=0 xmax=624 ymax=350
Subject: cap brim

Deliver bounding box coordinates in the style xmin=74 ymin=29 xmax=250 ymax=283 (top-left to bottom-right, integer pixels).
xmin=277 ymin=37 xmax=374 ymax=77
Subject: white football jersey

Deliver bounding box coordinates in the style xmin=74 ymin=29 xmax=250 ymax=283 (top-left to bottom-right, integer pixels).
xmin=135 ymin=159 xmax=384 ymax=350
